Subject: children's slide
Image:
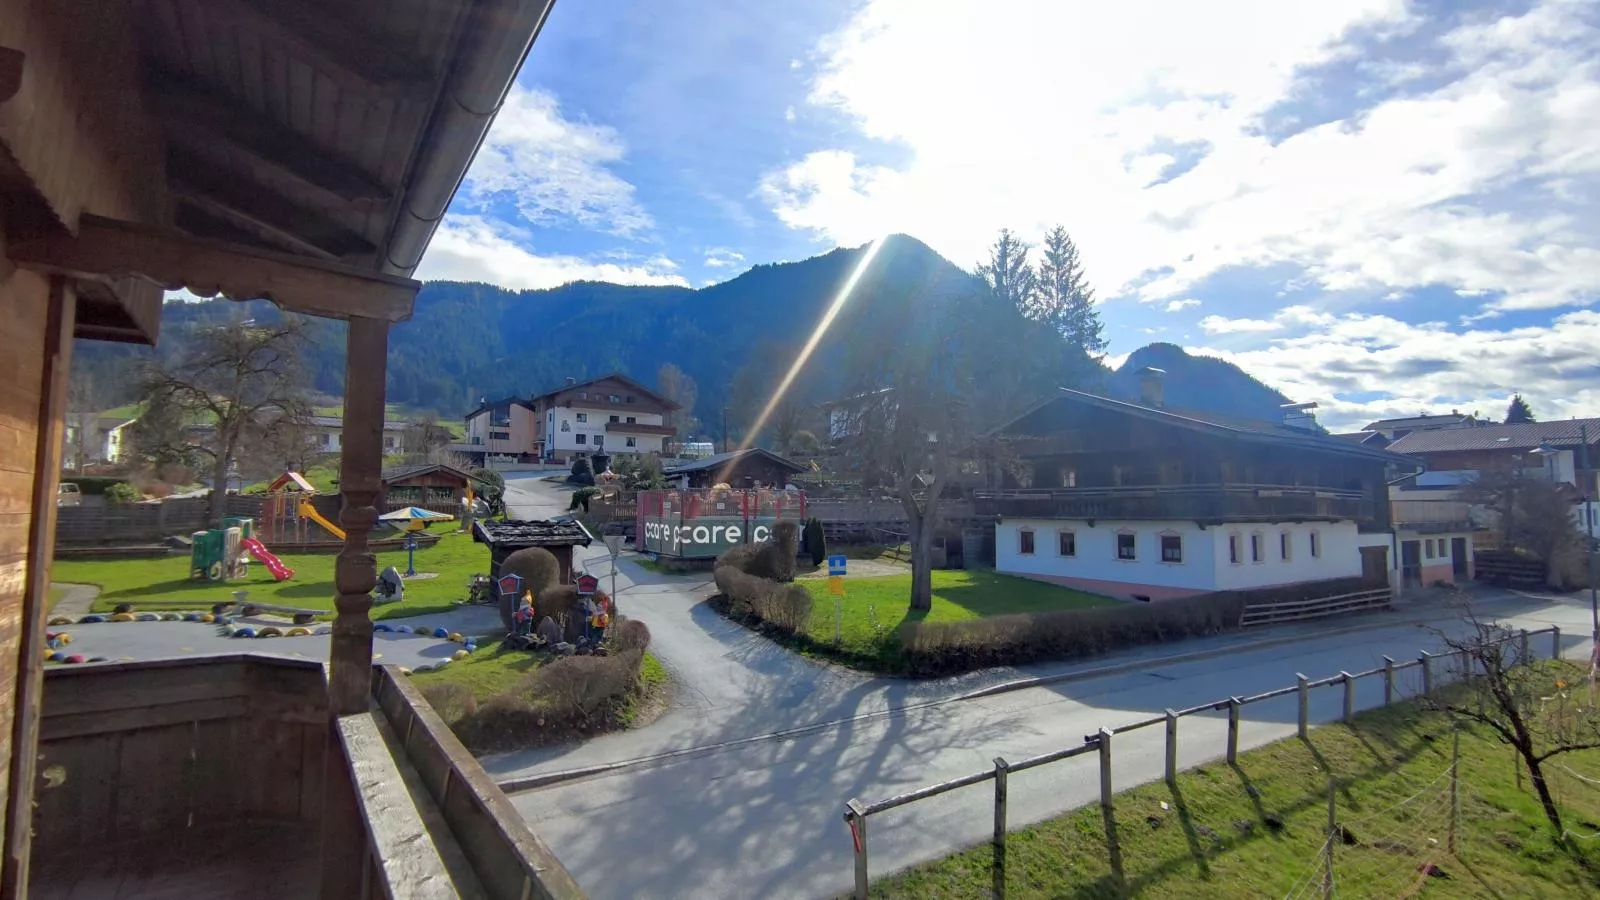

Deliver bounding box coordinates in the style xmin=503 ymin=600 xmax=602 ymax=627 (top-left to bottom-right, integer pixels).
xmin=296 ymin=498 xmax=347 ymax=540
xmin=241 ymin=537 xmax=295 ymax=581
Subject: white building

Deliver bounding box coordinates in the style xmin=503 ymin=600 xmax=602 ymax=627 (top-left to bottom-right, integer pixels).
xmin=529 ymin=374 xmax=679 ymax=463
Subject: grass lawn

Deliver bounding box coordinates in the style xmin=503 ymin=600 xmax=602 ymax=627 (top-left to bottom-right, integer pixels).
xmin=875 ymin=662 xmax=1600 ymax=899
xmin=798 ymin=569 xmax=1113 ymax=667
xmin=53 ymin=527 xmax=484 ymax=621
xmin=410 ymin=643 xmax=547 ymax=698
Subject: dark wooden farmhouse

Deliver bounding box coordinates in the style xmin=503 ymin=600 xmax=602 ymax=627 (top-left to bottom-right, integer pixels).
xmin=664 ymin=448 xmax=807 ymax=490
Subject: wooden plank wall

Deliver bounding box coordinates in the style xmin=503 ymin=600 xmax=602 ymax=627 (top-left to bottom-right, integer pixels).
xmin=31 ymin=657 xmax=328 ymax=854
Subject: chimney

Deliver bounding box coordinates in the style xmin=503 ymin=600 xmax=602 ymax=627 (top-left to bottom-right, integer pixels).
xmin=1137 ymin=367 xmax=1166 ymax=408
xmin=565 ymin=376 xmax=576 ymax=386
xmin=1281 ymin=401 xmax=1320 ymax=431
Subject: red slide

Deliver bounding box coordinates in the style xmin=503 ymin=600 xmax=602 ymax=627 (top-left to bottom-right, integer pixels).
xmin=241 ymin=537 xmax=295 ymax=582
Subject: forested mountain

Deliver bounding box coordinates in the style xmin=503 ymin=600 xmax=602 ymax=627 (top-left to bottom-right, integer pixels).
xmin=1106 ymin=343 xmax=1299 ymax=424
xmin=71 ymin=235 xmax=1299 ymax=438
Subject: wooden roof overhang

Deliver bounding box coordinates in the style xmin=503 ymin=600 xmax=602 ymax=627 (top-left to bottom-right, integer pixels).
xmin=0 ymin=0 xmax=557 ymax=342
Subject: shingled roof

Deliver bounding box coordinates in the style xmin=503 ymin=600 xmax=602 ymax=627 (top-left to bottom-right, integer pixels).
xmin=472 ymin=519 xmax=593 ymax=550
xmin=1385 ymin=418 xmax=1600 ymax=455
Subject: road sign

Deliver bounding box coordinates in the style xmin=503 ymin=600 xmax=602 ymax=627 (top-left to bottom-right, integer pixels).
xmin=828 ymin=575 xmax=845 ymax=597
xmin=828 ymin=554 xmax=848 ymax=576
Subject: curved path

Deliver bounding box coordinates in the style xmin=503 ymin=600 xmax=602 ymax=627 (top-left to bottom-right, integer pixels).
xmin=492 ymin=474 xmax=1598 ymax=899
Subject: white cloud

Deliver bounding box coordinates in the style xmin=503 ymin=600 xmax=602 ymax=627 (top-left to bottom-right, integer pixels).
xmin=784 ymin=105 xmax=797 ymax=123
xmin=462 ymin=85 xmax=654 ymax=237
xmin=702 ymin=247 xmax=746 ymax=268
xmin=1164 ymin=298 xmax=1201 ymax=312
xmin=1194 ymin=307 xmax=1600 ymax=429
xmin=1198 ymin=315 xmax=1281 ymax=334
xmin=417 ymin=218 xmax=688 ymax=289
xmin=765 ymin=0 xmax=1600 ymax=315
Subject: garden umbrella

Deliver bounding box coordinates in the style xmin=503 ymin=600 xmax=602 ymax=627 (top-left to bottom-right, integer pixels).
xmin=378 ymin=507 xmax=455 ymax=574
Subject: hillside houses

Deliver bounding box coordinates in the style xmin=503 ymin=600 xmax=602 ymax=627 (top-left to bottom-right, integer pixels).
xmin=459 ymin=373 xmax=679 ymax=465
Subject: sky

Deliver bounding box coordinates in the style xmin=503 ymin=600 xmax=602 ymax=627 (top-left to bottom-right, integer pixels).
xmin=411 ymin=0 xmax=1600 ymax=432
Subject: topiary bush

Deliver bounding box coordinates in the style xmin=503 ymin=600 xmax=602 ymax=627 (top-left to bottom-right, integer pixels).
xmin=612 ymin=617 xmax=652 ymax=652
xmin=804 ymin=517 xmax=826 ymax=566
xmin=104 ymin=481 xmax=142 ymax=504
xmin=497 ymin=546 xmax=563 ymax=630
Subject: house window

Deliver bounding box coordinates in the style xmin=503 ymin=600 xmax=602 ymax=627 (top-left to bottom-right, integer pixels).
xmin=594 ymin=435 xmax=604 ymax=448
xmin=626 ymin=437 xmax=637 ymax=448
xmin=609 ymin=394 xmax=621 ymax=403
xmin=626 ymin=416 xmax=637 ymax=424
xmin=1425 ymin=540 xmax=1434 ymax=559
xmin=577 ymin=391 xmax=587 ymax=399
xmin=560 ymin=420 xmax=570 ymax=432
xmin=489 ymin=430 xmax=510 ymax=440
xmin=470 ymin=436 xmax=482 ymax=445
xmin=1280 ymin=532 xmax=1291 ymax=561
xmin=1229 ymin=534 xmax=1241 ymax=564
xmin=318 ymin=433 xmax=330 ymax=447
xmin=625 ymin=395 xmax=635 ymax=403
xmin=575 ymin=434 xmax=587 ymax=445
xmin=1250 ymin=534 xmax=1263 ymax=563
xmin=1117 ymin=533 xmax=1137 ymax=560
xmin=1160 ymin=534 xmax=1182 ymax=563
xmin=1019 ymin=529 xmax=1035 ymax=555
xmin=1309 ymin=531 xmax=1321 ymax=558
xmin=576 ymin=413 xmax=588 ymax=423
xmin=610 ymin=415 xmax=620 ymax=423
xmin=1058 ymin=531 xmax=1076 ymax=557
xmin=1061 ymin=468 xmax=1077 ymax=488
xmin=1438 ymin=542 xmax=1449 ymax=558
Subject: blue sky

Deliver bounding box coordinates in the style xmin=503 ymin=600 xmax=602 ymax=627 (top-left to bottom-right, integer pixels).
xmin=414 ymin=0 xmax=1600 ymax=430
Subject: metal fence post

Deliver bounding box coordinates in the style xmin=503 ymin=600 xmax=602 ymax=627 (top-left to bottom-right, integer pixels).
xmin=1341 ymin=671 xmax=1355 ymax=724
xmin=1420 ymin=651 xmax=1433 ymax=694
xmin=1382 ymin=656 xmax=1395 ymax=705
xmin=1164 ymin=709 xmax=1179 ymax=784
xmin=1098 ymin=727 xmax=1114 ymax=811
xmin=845 ymin=799 xmax=869 ymax=900
xmin=1519 ymin=628 xmax=1530 ymax=664
xmin=993 ymin=756 xmax=1008 ymax=899
xmin=1297 ymin=673 xmax=1309 ymax=739
xmin=1552 ymin=625 xmax=1561 ymax=661
xmin=1226 ymin=697 xmax=1241 ymax=765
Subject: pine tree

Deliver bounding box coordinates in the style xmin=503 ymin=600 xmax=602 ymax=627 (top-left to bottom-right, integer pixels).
xmin=977 ymin=229 xmax=1036 ymax=311
xmin=1034 ymin=225 xmax=1106 ymax=356
xmin=1505 ymin=394 xmax=1536 ymax=424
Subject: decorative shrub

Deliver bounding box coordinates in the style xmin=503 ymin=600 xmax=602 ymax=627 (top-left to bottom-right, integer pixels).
xmin=569 ymin=486 xmax=601 ymax=512
xmin=612 ymin=617 xmax=652 ymax=652
xmin=419 ymin=682 xmax=477 ymax=725
xmin=104 ymin=482 xmax=142 ymax=504
xmin=804 ymin=517 xmax=827 ymax=566
xmin=497 ymin=546 xmax=563 ymax=631
xmin=713 ymin=564 xmax=812 ymax=635
xmin=529 ymin=650 xmax=644 ymax=727
xmin=716 ymin=519 xmax=800 ymax=583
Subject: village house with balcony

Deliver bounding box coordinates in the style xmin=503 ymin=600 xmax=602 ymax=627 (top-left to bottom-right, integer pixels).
xmin=531 ymin=374 xmax=679 ymax=463
xmin=977 ymin=369 xmax=1479 ymax=600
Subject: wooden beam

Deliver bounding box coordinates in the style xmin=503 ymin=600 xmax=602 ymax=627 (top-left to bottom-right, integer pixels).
xmin=169 ymin=149 xmax=377 ymax=260
xmin=148 ymin=71 xmax=392 ymax=203
xmin=8 ymin=215 xmax=417 ymax=323
xmin=217 ymin=0 xmax=434 ymax=92
xmin=2 ymin=278 xmax=74 ymax=897
xmin=0 ymin=47 xmax=22 ymax=105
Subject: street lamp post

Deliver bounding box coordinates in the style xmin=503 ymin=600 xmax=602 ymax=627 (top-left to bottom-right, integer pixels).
xmin=1582 ymin=423 xmax=1597 ymax=655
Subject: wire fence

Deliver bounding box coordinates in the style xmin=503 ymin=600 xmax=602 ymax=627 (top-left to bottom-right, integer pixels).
xmin=841 ymin=625 xmax=1567 ymax=899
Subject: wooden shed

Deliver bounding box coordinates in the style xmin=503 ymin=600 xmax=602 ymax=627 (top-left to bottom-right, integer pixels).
xmin=663 ymin=448 xmax=808 ymax=490
xmin=381 ymin=462 xmax=474 ymax=512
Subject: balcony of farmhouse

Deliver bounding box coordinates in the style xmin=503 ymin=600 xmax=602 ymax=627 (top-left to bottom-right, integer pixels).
xmin=604 ymin=421 xmax=676 ymax=437
xmin=974 ymin=483 xmax=1376 ymax=524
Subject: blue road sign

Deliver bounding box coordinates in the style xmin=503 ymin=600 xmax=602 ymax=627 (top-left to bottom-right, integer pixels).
xmin=828 ymin=554 xmax=848 ymax=577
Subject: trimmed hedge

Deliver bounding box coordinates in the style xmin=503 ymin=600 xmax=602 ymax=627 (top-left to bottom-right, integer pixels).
xmin=713 ymin=565 xmax=813 ymax=635
xmin=901 ymin=591 xmax=1247 ymax=676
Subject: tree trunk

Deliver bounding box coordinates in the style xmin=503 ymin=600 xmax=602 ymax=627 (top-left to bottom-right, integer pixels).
xmin=909 ymin=519 xmax=934 ymax=610
xmin=1526 ymin=758 xmax=1566 ymax=835
xmin=210 ymin=442 xmax=232 ymax=528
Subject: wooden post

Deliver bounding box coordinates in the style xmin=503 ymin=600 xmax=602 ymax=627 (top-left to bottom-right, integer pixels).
xmin=1226 ymin=697 xmax=1241 ymax=765
xmin=1552 ymin=625 xmax=1562 ymax=661
xmin=1164 ymin=709 xmax=1179 ymax=784
xmin=2 ymin=278 xmax=74 ymax=896
xmin=329 ymin=316 xmax=388 ymax=715
xmin=1098 ymin=727 xmax=1115 ymax=811
xmin=1297 ymin=673 xmax=1309 ymax=739
xmin=1341 ymin=671 xmax=1355 ymax=724
xmin=993 ymin=757 xmax=1009 ymax=899
xmin=1420 ymin=652 xmax=1434 ymax=694
xmin=1382 ymin=656 xmax=1395 ymax=705
xmin=1323 ymin=777 xmax=1336 ymax=899
xmin=846 ymin=799 xmax=869 ymax=900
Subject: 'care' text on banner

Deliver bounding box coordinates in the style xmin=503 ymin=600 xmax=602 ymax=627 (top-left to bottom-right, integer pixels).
xmin=639 ymin=516 xmax=780 ymax=558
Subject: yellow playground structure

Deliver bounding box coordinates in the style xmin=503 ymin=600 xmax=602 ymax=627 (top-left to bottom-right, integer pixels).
xmin=259 ymin=471 xmax=347 ymax=543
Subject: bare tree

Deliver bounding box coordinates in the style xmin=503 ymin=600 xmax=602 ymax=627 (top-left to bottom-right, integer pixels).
xmin=657 ymin=363 xmax=700 ymax=438
xmin=1429 ymin=608 xmax=1600 ymax=837
xmin=1462 ymin=464 xmax=1587 ymax=588
xmin=130 ymin=317 xmax=312 ymax=526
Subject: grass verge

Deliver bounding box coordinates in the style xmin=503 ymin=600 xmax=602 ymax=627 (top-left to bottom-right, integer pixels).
xmin=54 ymin=527 xmax=478 ymax=621
xmin=780 ymin=570 xmax=1113 ymax=672
xmin=874 ymin=662 xmax=1600 ymax=899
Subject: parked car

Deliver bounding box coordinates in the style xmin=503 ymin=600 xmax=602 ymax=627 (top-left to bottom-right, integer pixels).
xmin=56 ymin=483 xmax=81 ymax=507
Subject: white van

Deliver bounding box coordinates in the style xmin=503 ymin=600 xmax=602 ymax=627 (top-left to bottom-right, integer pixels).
xmin=56 ymin=483 xmax=81 ymax=507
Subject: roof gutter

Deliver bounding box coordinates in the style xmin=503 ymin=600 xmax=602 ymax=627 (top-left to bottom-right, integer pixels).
xmin=381 ymin=0 xmax=558 ymax=276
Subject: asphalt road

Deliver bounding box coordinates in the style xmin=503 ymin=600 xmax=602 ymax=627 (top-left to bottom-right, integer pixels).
xmin=494 ymin=475 xmax=1600 ymax=899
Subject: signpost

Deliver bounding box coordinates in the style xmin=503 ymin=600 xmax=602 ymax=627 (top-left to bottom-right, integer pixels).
xmin=603 ymin=534 xmax=624 ymax=613
xmin=829 ymin=554 xmax=847 ymax=646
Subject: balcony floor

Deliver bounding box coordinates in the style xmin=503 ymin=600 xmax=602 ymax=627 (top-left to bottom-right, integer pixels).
xmin=33 ymin=822 xmax=319 ymax=900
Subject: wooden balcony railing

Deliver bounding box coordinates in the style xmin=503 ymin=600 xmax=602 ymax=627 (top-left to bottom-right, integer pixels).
xmin=974 ymin=483 xmax=1374 ymax=522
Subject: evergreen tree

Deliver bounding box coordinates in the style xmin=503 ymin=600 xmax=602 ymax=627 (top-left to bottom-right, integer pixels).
xmin=1034 ymin=225 xmax=1106 ymax=356
xmin=1505 ymin=394 xmax=1536 ymax=424
xmin=976 ymin=229 xmax=1036 ymax=311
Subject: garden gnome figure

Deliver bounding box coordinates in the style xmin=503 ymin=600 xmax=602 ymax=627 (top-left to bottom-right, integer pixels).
xmin=512 ymin=591 xmax=536 ymax=642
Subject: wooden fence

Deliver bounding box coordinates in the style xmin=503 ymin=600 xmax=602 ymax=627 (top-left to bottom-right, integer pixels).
xmin=55 ymin=494 xmax=264 ymax=544
xmin=1239 ymin=587 xmax=1393 ymax=627
xmin=840 ymin=625 xmax=1564 ymax=899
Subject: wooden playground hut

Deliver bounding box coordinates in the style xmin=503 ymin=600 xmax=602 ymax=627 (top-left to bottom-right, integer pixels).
xmin=0 ymin=1 xmax=584 ymax=898
xmin=381 ymin=462 xmax=474 ymax=512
